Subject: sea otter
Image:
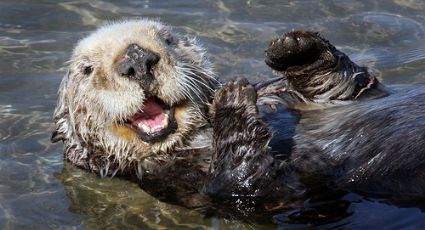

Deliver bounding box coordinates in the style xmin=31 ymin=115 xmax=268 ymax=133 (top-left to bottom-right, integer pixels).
xmin=52 ymin=19 xmax=425 ymax=212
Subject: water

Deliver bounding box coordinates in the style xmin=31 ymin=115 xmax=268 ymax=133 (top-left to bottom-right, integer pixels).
xmin=1 ymin=0 xmax=425 ymax=229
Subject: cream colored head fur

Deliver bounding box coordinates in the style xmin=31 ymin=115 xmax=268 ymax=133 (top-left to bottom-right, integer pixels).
xmin=52 ymin=19 xmax=218 ymax=173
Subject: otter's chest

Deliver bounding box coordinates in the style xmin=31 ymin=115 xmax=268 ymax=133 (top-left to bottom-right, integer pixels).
xmin=259 ymin=104 xmax=300 ymax=159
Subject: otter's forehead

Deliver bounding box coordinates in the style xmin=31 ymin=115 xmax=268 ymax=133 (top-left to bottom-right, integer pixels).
xmin=72 ymin=19 xmax=170 ymax=62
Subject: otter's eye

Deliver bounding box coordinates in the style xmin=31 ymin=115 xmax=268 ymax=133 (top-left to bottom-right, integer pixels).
xmin=158 ymin=29 xmax=175 ymax=46
xmin=83 ymin=65 xmax=93 ymax=75
xmin=165 ymin=36 xmax=174 ymax=46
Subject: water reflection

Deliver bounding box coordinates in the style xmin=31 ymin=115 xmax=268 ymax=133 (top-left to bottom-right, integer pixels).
xmin=56 ymin=164 xmax=425 ymax=229
xmin=57 ymin=163 xmax=279 ymax=229
xmin=1 ymin=0 xmax=425 ymax=228
xmin=53 ymin=164 xmax=350 ymax=228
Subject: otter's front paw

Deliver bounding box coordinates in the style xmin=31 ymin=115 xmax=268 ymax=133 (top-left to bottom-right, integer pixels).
xmin=209 ymin=78 xmax=274 ymax=198
xmin=264 ymin=30 xmax=334 ymax=72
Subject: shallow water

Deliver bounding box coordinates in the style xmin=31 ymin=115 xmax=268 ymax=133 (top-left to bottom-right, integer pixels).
xmin=1 ymin=0 xmax=425 ymax=229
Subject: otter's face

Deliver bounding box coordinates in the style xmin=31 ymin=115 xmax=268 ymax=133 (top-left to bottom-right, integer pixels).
xmin=52 ymin=20 xmax=218 ymax=169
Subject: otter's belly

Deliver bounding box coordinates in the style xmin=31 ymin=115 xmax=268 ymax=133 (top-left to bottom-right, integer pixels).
xmin=259 ymin=104 xmax=300 ymax=159
xmin=294 ymin=84 xmax=425 ymax=195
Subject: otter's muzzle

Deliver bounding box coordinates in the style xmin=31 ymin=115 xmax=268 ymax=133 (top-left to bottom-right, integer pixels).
xmin=117 ymin=44 xmax=160 ymax=85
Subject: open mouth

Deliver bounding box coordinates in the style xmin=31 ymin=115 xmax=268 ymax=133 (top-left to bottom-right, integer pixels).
xmin=124 ymin=97 xmax=177 ymax=142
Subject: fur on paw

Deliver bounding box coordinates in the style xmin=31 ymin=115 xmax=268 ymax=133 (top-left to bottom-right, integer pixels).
xmin=212 ymin=78 xmax=257 ymax=110
xmin=210 ymin=78 xmax=261 ymax=130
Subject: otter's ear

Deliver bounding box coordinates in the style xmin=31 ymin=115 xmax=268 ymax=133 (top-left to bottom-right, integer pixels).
xmin=51 ymin=71 xmax=72 ymax=143
xmin=180 ymin=35 xmax=202 ymax=50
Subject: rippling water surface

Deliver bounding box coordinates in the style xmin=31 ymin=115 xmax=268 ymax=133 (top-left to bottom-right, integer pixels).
xmin=1 ymin=0 xmax=425 ymax=229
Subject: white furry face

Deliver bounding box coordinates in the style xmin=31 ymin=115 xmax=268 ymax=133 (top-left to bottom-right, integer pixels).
xmin=52 ymin=19 xmax=218 ymax=171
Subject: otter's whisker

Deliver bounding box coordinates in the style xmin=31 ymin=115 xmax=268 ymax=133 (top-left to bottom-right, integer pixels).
xmin=104 ymin=160 xmax=110 ymax=176
xmin=183 ymin=77 xmax=206 ymax=101
xmin=179 ymin=72 xmax=211 ymax=102
xmin=136 ymin=162 xmax=144 ymax=181
xmin=177 ymin=77 xmax=198 ymax=104
xmin=99 ymin=167 xmax=105 ymax=178
xmin=111 ymin=168 xmax=119 ymax=178
xmin=188 ymin=75 xmax=215 ymax=93
xmin=180 ymin=63 xmax=219 ymax=84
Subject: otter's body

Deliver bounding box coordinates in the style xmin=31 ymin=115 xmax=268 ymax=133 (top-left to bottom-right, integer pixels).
xmin=52 ymin=20 xmax=425 ymax=214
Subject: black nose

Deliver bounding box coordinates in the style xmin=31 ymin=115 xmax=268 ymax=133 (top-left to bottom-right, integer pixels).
xmin=117 ymin=44 xmax=160 ymax=81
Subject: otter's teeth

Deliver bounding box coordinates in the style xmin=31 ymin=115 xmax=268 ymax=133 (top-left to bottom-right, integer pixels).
xmin=137 ymin=113 xmax=170 ymax=134
xmin=162 ymin=113 xmax=169 ymax=127
xmin=138 ymin=123 xmax=152 ymax=134
xmin=151 ymin=113 xmax=169 ymax=132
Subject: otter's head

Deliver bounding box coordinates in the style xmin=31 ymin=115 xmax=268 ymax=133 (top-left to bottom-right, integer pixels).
xmin=51 ymin=19 xmax=218 ymax=171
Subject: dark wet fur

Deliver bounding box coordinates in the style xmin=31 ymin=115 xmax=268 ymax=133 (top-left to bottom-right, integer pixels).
xmin=203 ymin=31 xmax=425 ymax=212
xmin=294 ymin=85 xmax=425 ymax=195
xmin=213 ymin=31 xmax=425 ymax=200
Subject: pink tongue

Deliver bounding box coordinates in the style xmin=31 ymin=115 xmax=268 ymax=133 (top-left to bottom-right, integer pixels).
xmin=128 ymin=98 xmax=166 ymax=132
